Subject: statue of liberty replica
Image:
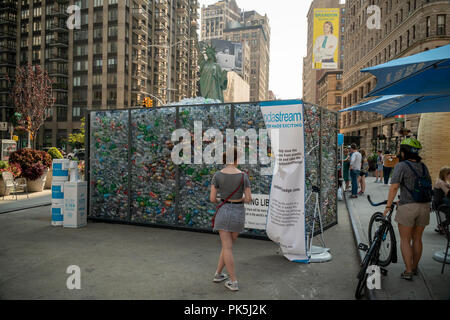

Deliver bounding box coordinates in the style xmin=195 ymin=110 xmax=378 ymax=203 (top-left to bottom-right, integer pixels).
xmin=198 ymin=44 xmax=228 ymax=102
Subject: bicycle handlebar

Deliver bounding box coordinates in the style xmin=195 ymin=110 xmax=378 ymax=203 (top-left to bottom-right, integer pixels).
xmin=367 ymin=195 xmax=399 ymax=210
xmin=367 ymin=195 xmax=387 ymax=207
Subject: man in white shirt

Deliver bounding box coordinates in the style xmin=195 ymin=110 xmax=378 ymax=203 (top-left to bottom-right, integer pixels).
xmin=313 ymin=21 xmax=338 ymax=66
xmin=349 ymin=144 xmax=362 ymax=198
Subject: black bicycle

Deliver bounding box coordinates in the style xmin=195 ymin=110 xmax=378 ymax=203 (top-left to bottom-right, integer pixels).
xmin=355 ymin=196 xmax=398 ymax=299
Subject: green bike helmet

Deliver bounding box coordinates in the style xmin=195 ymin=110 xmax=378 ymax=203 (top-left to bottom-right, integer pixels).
xmin=400 ymin=137 xmax=422 ymax=154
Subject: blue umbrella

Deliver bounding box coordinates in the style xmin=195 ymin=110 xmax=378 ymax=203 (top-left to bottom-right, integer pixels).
xmin=362 ymin=44 xmax=450 ymax=97
xmin=339 ymin=94 xmax=450 ymax=117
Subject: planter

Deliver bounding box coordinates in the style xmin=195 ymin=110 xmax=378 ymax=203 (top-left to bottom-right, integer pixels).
xmin=367 ymin=159 xmax=377 ymax=172
xmin=45 ymin=169 xmax=53 ymax=189
xmin=27 ymin=169 xmax=49 ymax=192
xmin=0 ymin=179 xmax=11 ymax=196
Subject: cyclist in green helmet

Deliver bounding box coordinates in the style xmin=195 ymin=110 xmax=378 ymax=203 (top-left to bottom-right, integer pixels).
xmin=384 ymin=137 xmax=432 ymax=280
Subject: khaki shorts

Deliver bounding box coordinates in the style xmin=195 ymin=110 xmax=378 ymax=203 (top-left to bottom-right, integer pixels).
xmin=395 ymin=202 xmax=431 ymax=227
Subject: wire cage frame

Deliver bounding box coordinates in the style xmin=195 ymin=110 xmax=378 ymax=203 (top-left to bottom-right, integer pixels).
xmin=85 ymin=100 xmax=338 ymax=240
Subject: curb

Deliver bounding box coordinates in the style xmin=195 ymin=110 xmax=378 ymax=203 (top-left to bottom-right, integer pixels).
xmin=343 ymin=191 xmax=378 ymax=300
xmin=0 ymin=202 xmax=52 ymax=215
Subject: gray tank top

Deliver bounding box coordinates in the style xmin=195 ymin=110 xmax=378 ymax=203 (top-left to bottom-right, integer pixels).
xmin=211 ymin=172 xmax=251 ymax=201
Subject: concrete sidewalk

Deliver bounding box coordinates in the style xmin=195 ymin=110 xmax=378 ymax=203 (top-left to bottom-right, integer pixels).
xmin=0 ymin=200 xmax=360 ymax=300
xmin=345 ymin=177 xmax=450 ymax=300
xmin=0 ymin=190 xmax=51 ymax=214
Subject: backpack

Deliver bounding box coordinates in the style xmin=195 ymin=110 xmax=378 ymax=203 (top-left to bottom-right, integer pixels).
xmin=403 ymin=161 xmax=433 ymax=203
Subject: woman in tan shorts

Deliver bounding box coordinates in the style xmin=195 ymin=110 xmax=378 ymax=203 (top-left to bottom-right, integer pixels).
xmin=383 ymin=138 xmax=432 ymax=280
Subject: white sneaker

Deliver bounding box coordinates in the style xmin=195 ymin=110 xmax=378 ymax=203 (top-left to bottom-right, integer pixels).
xmin=225 ymin=280 xmax=239 ymax=291
xmin=213 ymin=273 xmax=228 ymax=283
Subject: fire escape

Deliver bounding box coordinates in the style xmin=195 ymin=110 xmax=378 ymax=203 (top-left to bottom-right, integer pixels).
xmin=132 ymin=1 xmax=149 ymax=107
xmin=153 ymin=0 xmax=169 ymax=104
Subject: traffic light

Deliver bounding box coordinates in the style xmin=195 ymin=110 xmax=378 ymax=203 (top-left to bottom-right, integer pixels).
xmin=142 ymin=97 xmax=153 ymax=108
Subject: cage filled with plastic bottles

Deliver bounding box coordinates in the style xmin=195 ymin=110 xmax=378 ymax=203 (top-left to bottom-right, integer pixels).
xmin=86 ymin=101 xmax=338 ymax=239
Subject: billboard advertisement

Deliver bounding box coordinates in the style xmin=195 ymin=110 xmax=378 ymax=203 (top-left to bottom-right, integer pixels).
xmin=313 ymin=8 xmax=340 ymax=70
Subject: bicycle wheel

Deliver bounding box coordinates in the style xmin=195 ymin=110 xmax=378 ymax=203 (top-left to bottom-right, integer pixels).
xmin=368 ymin=212 xmax=395 ymax=267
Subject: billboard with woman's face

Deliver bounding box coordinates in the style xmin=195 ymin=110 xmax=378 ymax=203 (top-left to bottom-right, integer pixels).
xmin=313 ymin=8 xmax=340 ymax=70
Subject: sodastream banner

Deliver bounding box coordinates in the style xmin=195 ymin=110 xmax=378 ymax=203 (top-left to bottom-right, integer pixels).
xmin=260 ymin=100 xmax=308 ymax=263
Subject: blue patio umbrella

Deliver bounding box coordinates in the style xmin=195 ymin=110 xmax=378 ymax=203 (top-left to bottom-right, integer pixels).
xmin=339 ymin=94 xmax=450 ymax=117
xmin=362 ymin=44 xmax=450 ymax=97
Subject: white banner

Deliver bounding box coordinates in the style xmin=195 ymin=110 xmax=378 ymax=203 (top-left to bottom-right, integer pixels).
xmin=244 ymin=194 xmax=269 ymax=230
xmin=260 ymin=100 xmax=308 ymax=263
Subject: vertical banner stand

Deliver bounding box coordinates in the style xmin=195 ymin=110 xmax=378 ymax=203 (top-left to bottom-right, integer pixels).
xmin=308 ymin=186 xmax=332 ymax=263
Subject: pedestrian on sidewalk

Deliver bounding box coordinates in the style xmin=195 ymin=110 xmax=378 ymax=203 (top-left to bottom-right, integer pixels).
xmin=435 ymin=166 xmax=450 ymax=206
xmin=343 ymin=148 xmax=351 ymax=191
xmin=382 ymin=151 xmax=397 ymax=185
xmin=383 ymin=138 xmax=432 ymax=281
xmin=349 ymin=144 xmax=361 ymax=199
xmin=434 ymin=166 xmax=450 ymax=234
xmin=375 ymin=150 xmax=384 ymax=183
xmin=210 ymin=148 xmax=252 ymax=292
xmin=358 ymin=149 xmax=369 ymax=195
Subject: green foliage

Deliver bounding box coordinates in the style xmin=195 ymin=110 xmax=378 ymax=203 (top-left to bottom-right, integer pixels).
xmin=368 ymin=153 xmax=378 ymax=162
xmin=67 ymin=117 xmax=85 ymax=149
xmin=47 ymin=147 xmax=63 ymax=159
xmin=0 ymin=161 xmax=8 ymax=169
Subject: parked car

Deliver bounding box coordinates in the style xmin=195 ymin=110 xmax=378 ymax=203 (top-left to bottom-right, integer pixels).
xmin=67 ymin=148 xmax=85 ymax=161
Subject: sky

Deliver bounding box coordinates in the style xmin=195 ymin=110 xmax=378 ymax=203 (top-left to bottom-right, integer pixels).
xmin=198 ymin=0 xmax=314 ymax=100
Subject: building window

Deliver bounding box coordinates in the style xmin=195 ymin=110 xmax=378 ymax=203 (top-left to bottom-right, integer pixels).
xmin=57 ymin=106 xmax=67 ymax=122
xmin=107 ymin=73 xmax=117 ymax=85
xmin=94 ymin=59 xmax=103 ymax=68
xmin=426 ymin=16 xmax=431 ymax=37
xmin=93 ymin=74 xmax=102 ymax=86
xmin=94 ymin=10 xmax=103 ymax=23
xmin=108 ymin=25 xmax=118 ymax=37
xmin=108 ymin=58 xmax=117 ymax=67
xmin=94 ymin=27 xmax=102 ymax=39
xmin=108 ymin=8 xmax=118 ymax=21
xmin=72 ymin=106 xmax=81 ymax=119
xmin=107 ymin=42 xmax=117 ymax=54
xmin=73 ymin=76 xmax=81 ymax=87
xmin=33 ymin=21 xmax=41 ymax=32
xmin=33 ymin=7 xmax=41 ymax=17
xmin=93 ymin=43 xmax=102 ymax=55
xmin=56 ymin=129 xmax=67 ymax=148
xmin=32 ymin=49 xmax=40 ymax=61
xmin=32 ymin=36 xmax=41 ymax=46
xmin=437 ymin=15 xmax=446 ymax=35
xmin=94 ymin=0 xmax=103 ymax=6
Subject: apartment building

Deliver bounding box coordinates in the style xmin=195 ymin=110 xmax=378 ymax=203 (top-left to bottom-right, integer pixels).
xmin=0 ymin=0 xmax=200 ymax=150
xmin=341 ymin=0 xmax=450 ymax=152
xmin=223 ymin=10 xmax=270 ymax=101
xmin=200 ymin=0 xmax=240 ymax=41
xmin=0 ymin=0 xmax=17 ymax=140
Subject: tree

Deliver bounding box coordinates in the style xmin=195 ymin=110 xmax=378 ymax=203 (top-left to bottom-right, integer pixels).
xmin=8 ymin=64 xmax=55 ymax=149
xmin=67 ymin=117 xmax=85 ymax=149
